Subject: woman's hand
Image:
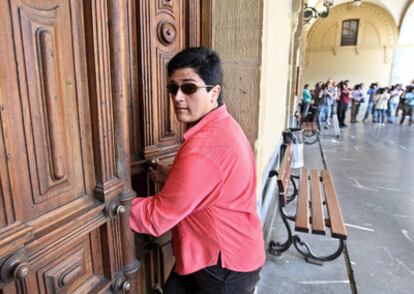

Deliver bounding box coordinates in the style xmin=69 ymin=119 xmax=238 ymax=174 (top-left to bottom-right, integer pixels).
xmin=148 ymin=159 xmax=171 ymax=183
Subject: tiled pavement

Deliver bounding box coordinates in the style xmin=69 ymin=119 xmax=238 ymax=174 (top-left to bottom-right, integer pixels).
xmin=257 ymin=121 xmax=414 ymax=294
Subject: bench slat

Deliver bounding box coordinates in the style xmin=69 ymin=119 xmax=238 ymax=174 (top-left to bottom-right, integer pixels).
xmin=295 ymin=168 xmax=309 ymax=233
xmin=310 ymin=169 xmax=325 ymax=235
xmin=277 ymin=144 xmax=293 ymax=207
xmin=321 ymin=170 xmax=348 ymax=239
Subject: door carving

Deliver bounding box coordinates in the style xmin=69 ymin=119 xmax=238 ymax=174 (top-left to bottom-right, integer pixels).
xmin=128 ymin=0 xmax=203 ymax=293
xmin=0 ymin=0 xmax=206 ymax=293
xmin=0 ymin=0 xmax=138 ymax=293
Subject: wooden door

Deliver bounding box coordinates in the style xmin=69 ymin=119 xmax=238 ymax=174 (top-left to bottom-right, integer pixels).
xmin=127 ymin=1 xmax=205 ymax=293
xmin=0 ymin=0 xmax=138 ymax=293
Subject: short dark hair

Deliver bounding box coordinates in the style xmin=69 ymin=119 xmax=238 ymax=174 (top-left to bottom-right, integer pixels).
xmin=167 ymin=47 xmax=223 ymax=104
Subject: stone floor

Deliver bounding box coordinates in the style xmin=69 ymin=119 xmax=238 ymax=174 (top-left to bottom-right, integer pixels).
xmin=257 ymin=120 xmax=414 ymax=294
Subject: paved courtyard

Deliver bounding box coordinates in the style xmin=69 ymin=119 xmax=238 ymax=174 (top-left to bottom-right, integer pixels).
xmin=258 ymin=121 xmax=414 ymax=294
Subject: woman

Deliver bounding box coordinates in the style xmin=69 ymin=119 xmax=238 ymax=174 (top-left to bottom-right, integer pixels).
xmin=375 ymin=88 xmax=389 ymax=125
xmin=337 ymin=80 xmax=352 ymax=128
xmin=301 ymin=84 xmax=312 ymax=120
xmin=351 ymin=84 xmax=364 ymax=123
xmin=363 ymin=83 xmax=378 ymax=122
xmin=401 ymin=86 xmax=414 ymax=126
xmin=388 ymin=84 xmax=401 ymax=124
xmin=318 ymin=80 xmax=335 ymax=129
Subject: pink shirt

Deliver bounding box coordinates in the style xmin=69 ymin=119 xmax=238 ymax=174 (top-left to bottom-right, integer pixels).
xmin=340 ymin=87 xmax=351 ymax=104
xmin=129 ymin=105 xmax=265 ymax=275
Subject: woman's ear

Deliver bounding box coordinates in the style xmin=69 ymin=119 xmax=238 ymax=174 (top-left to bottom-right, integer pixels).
xmin=210 ymin=85 xmax=221 ymax=104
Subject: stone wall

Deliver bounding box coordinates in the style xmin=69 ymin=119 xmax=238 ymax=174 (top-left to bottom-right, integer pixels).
xmin=211 ymin=0 xmax=263 ymax=146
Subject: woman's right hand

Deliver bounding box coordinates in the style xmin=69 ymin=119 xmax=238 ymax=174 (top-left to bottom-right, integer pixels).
xmin=148 ymin=159 xmax=171 ymax=183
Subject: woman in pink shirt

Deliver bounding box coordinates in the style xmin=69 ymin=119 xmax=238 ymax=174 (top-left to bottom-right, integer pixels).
xmin=129 ymin=47 xmax=265 ymax=293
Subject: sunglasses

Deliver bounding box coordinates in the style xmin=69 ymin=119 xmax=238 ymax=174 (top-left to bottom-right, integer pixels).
xmin=167 ymin=83 xmax=214 ymax=95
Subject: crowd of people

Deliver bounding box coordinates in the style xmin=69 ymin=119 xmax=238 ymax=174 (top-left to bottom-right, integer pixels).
xmin=301 ymin=79 xmax=414 ymax=128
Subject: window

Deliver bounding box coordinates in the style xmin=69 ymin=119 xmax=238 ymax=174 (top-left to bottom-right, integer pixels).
xmin=341 ymin=19 xmax=359 ymax=46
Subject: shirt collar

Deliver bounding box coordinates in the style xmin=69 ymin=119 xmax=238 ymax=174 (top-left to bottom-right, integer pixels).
xmin=183 ymin=105 xmax=228 ymax=141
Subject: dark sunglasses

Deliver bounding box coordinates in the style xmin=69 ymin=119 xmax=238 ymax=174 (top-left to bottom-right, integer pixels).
xmin=167 ymin=83 xmax=214 ymax=95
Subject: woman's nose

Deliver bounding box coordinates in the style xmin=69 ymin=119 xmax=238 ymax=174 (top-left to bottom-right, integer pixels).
xmin=173 ymin=89 xmax=185 ymax=102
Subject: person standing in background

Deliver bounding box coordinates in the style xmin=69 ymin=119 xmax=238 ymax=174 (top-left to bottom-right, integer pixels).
xmin=337 ymin=80 xmax=352 ymax=128
xmin=301 ymin=84 xmax=312 ymax=120
xmin=363 ymin=83 xmax=378 ymax=123
xmin=395 ymin=84 xmax=405 ymax=119
xmin=402 ymin=86 xmax=414 ymax=126
xmin=375 ymin=88 xmax=390 ymax=125
xmin=310 ymin=82 xmax=323 ymax=126
xmin=331 ymin=80 xmax=339 ymax=118
xmin=388 ymin=84 xmax=401 ymax=124
xmin=351 ymin=84 xmax=364 ymax=123
xmin=318 ymin=81 xmax=334 ymax=129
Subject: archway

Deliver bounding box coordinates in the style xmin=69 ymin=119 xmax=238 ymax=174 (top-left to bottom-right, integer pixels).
xmin=391 ymin=3 xmax=414 ymax=85
xmin=303 ymin=2 xmax=398 ymax=88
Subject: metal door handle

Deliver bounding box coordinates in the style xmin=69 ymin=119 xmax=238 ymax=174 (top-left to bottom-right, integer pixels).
xmin=1 ymin=254 xmax=30 ymax=283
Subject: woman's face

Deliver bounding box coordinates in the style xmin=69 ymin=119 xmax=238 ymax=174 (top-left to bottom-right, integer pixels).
xmin=169 ymin=68 xmax=221 ymax=123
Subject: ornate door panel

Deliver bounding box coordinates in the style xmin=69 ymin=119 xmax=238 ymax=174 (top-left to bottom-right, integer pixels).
xmin=128 ymin=0 xmax=202 ymax=292
xmin=4 ymin=0 xmax=93 ymax=222
xmin=0 ymin=0 xmax=138 ymax=293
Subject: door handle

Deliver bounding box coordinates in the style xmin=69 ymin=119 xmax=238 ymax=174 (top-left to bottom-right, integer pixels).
xmin=106 ymin=200 xmax=126 ymax=219
xmin=0 ymin=254 xmax=30 ymax=283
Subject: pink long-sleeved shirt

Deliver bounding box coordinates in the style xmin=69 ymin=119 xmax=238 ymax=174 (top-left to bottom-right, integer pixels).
xmin=129 ymin=105 xmax=265 ymax=275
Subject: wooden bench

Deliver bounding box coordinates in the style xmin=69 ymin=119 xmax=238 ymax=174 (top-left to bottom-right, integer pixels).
xmin=268 ymin=143 xmax=348 ymax=264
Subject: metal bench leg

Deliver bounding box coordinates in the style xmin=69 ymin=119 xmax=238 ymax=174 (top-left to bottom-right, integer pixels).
xmin=286 ymin=175 xmax=298 ymax=203
xmin=268 ymin=206 xmax=294 ymax=255
xmin=292 ymin=235 xmax=345 ymax=265
xmin=269 ymin=171 xmax=298 ymax=203
xmin=303 ymin=129 xmax=319 ymax=145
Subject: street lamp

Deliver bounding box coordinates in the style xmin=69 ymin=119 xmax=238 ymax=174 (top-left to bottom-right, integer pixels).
xmin=304 ymin=0 xmax=335 ymax=24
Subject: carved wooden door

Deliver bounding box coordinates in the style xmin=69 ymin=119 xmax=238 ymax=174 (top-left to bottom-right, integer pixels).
xmin=128 ymin=1 xmax=204 ymax=293
xmin=0 ymin=0 xmax=139 ymax=293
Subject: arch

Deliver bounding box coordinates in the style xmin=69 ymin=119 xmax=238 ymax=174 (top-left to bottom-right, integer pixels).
xmin=362 ymin=20 xmax=381 ymax=45
xmin=306 ymin=2 xmax=397 ymax=48
xmin=398 ymin=0 xmax=414 ymax=29
xmin=391 ymin=2 xmax=414 ymax=85
xmin=321 ymin=24 xmax=336 ymax=47
xmin=306 ymin=0 xmax=407 ymax=27
xmin=303 ymin=2 xmax=399 ymax=88
xmin=398 ymin=2 xmax=414 ymax=44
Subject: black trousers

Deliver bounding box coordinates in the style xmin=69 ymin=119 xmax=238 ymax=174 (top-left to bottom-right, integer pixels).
xmin=337 ymin=101 xmax=349 ymax=126
xmin=164 ymin=257 xmax=261 ymax=294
